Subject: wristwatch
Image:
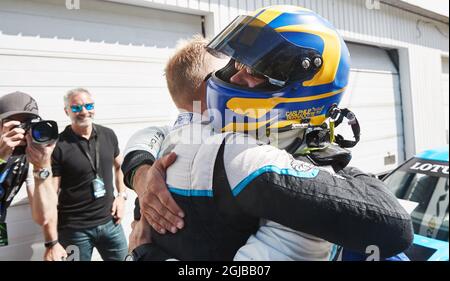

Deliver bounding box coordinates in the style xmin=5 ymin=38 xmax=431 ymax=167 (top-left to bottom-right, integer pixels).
xmin=117 ymin=191 xmax=128 ymax=200
xmin=33 ymin=167 xmax=52 ymax=180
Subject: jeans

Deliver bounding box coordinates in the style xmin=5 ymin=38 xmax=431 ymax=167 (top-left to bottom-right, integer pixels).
xmin=59 ymin=219 xmax=128 ymax=261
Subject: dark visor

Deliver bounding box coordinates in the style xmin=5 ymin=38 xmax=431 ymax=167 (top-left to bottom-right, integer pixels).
xmin=207 ymin=15 xmax=322 ymax=84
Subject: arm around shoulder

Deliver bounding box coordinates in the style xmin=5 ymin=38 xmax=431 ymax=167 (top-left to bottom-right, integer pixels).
xmin=222 ymin=139 xmax=413 ymax=258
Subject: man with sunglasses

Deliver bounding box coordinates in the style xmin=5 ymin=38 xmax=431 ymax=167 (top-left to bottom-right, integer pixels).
xmin=40 ymin=88 xmax=128 ymax=261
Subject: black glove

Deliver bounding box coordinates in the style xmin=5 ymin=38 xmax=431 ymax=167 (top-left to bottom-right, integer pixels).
xmin=307 ymin=143 xmax=352 ymax=172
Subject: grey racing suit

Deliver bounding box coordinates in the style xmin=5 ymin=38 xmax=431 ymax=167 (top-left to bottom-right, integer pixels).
xmin=122 ymin=113 xmax=413 ymax=260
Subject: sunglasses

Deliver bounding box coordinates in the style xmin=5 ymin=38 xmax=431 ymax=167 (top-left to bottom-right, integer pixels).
xmin=70 ymin=103 xmax=95 ymax=113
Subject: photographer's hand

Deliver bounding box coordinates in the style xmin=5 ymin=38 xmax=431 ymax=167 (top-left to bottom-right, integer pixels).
xmin=25 ymin=134 xmax=56 ymax=168
xmin=0 ymin=120 xmax=25 ymax=161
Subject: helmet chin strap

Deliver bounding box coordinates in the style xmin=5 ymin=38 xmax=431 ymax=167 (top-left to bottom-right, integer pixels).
xmin=261 ymin=107 xmax=361 ymax=172
xmin=270 ymin=125 xmax=352 ymax=172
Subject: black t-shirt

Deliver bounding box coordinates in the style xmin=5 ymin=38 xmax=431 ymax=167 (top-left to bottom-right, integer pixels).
xmin=52 ymin=124 xmax=120 ymax=230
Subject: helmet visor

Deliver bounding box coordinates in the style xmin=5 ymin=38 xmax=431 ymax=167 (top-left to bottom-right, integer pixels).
xmin=207 ymin=15 xmax=322 ymax=84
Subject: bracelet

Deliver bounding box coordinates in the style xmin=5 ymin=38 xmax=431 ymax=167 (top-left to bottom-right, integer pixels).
xmin=129 ymin=169 xmax=138 ymax=189
xmin=44 ymin=240 xmax=59 ymax=249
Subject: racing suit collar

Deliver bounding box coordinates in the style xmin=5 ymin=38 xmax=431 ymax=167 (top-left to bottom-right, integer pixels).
xmin=172 ymin=111 xmax=304 ymax=151
xmin=173 ymin=112 xmax=211 ymax=130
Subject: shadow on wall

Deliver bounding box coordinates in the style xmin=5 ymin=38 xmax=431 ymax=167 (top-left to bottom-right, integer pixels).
xmin=0 ymin=244 xmax=36 ymax=261
xmin=0 ymin=0 xmax=202 ymax=49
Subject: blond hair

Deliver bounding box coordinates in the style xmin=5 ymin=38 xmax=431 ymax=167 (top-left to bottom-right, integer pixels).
xmin=165 ymin=35 xmax=221 ymax=107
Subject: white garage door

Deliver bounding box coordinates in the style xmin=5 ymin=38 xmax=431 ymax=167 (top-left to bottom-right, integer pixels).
xmin=339 ymin=43 xmax=405 ymax=175
xmin=442 ymin=57 xmax=449 ymax=144
xmin=0 ymin=0 xmax=202 ymax=260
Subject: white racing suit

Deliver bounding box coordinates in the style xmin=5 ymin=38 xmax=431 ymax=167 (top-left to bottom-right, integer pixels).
xmin=122 ymin=113 xmax=413 ymax=261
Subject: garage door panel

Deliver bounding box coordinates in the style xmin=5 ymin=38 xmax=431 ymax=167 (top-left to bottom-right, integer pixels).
xmin=0 ymin=58 xmax=167 ymax=88
xmin=0 ymin=87 xmax=176 ymax=125
xmin=0 ymin=87 xmax=169 ymax=99
xmin=34 ymin=103 xmax=177 ymax=124
xmin=0 ymin=70 xmax=167 ymax=88
xmin=345 ymin=43 xmax=405 ymax=174
xmin=97 ymin=104 xmax=177 ymax=121
xmin=0 ymin=0 xmax=202 ymax=260
xmin=0 ymin=55 xmax=166 ymax=74
xmin=350 ymin=149 xmax=403 ymax=174
xmin=344 ymin=104 xmax=402 ymax=122
xmin=348 ymin=43 xmax=398 ymax=73
xmin=354 ymin=138 xmax=404 ymax=157
xmin=0 ymin=0 xmax=202 ymax=50
xmin=343 ymin=72 xmax=400 ymax=106
xmin=93 ymin=89 xmax=172 ymax=106
xmin=337 ymin=105 xmax=403 ymax=139
xmin=350 ymin=138 xmax=404 ymax=168
xmin=0 ymin=35 xmax=175 ymax=59
xmin=356 ymin=120 xmax=403 ymax=141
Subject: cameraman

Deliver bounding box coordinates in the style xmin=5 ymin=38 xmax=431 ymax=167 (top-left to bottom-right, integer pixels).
xmin=0 ymin=91 xmax=67 ymax=260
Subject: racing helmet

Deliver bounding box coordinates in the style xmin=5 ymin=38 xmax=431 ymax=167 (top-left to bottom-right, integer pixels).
xmin=206 ymin=5 xmax=351 ymax=133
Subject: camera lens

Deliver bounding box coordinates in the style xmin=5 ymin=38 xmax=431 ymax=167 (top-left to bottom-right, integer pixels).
xmin=30 ymin=121 xmax=58 ymax=144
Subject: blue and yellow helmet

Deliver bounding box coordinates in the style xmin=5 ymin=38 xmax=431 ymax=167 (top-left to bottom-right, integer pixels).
xmin=206 ymin=5 xmax=350 ymax=133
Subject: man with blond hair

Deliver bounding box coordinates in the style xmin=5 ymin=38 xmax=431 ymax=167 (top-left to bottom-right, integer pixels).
xmin=125 ymin=36 xmax=226 ymax=250
xmin=123 ymin=34 xmax=412 ymax=261
xmin=165 ymin=35 xmax=218 ymax=113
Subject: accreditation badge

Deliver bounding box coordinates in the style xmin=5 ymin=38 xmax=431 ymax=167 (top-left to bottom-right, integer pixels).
xmin=91 ymin=177 xmax=106 ymax=199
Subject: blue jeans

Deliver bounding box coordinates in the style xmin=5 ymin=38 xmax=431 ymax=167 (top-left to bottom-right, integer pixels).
xmin=59 ymin=219 xmax=128 ymax=261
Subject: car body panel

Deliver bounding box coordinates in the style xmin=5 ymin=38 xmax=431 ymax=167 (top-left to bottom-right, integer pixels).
xmin=383 ymin=147 xmax=449 ymax=261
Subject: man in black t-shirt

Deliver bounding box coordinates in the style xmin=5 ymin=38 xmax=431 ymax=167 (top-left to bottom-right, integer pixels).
xmin=44 ymin=88 xmax=128 ymax=261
